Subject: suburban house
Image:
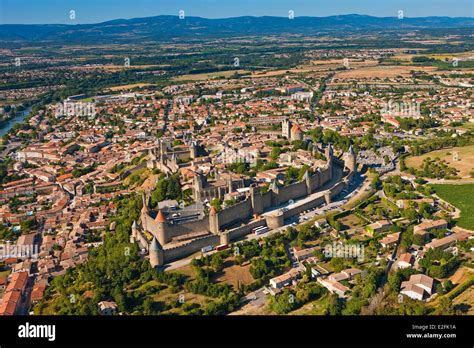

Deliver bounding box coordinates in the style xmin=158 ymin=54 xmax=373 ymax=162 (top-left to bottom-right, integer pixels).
xmin=98 ymin=301 xmax=118 ymax=315
xmin=414 ymin=219 xmax=448 ymax=236
xmin=269 ymin=268 xmax=301 ymax=289
xmin=328 ymin=268 xmax=362 ymax=282
xmin=317 ymin=277 xmax=350 ymax=298
xmin=397 ymin=253 xmax=414 ymax=269
xmin=400 ymin=274 xmax=435 ymax=301
xmin=425 ymin=231 xmax=470 ymax=251
xmin=380 ymin=232 xmax=400 ymax=248
xmin=293 ymin=246 xmax=318 ymax=262
xmin=310 ymin=264 xmax=329 ymax=279
xmin=366 ymin=219 xmax=392 ymax=236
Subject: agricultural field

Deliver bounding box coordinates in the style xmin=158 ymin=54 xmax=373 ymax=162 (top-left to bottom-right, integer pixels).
xmin=108 ymin=83 xmax=154 ymax=91
xmin=406 ymin=145 xmax=474 ymax=179
xmin=172 ymin=69 xmax=250 ymax=81
xmin=334 ymin=65 xmax=436 ymax=79
xmin=433 ymin=184 xmax=474 ymax=230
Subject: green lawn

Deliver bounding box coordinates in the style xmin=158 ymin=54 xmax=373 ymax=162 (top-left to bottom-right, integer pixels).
xmin=0 ymin=269 xmax=10 ymax=279
xmin=433 ymin=184 xmax=474 ymax=230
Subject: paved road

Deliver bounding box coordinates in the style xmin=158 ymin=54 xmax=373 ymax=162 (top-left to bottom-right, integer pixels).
xmin=0 ymin=141 xmax=21 ymax=159
xmin=366 ymin=227 xmax=402 ymax=314
xmin=241 ymin=287 xmax=267 ymax=307
xmin=163 ymin=223 xmax=290 ymax=271
xmin=425 ymin=178 xmax=474 ymax=184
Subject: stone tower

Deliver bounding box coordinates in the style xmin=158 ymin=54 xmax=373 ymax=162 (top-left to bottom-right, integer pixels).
xmin=141 ymin=193 xmax=151 ymax=231
xmin=130 ymin=220 xmax=138 ymax=243
xmin=149 ymin=236 xmax=164 ymax=268
xmin=209 ymin=206 xmax=219 ymax=234
xmin=282 ymin=118 xmax=292 ymax=139
xmin=303 ymin=170 xmax=312 ymax=195
xmin=190 ymin=141 xmax=198 ymax=159
xmin=193 ymin=172 xmax=205 ymax=201
xmin=270 ymin=179 xmax=280 ymax=206
xmin=159 ymin=139 xmax=166 ymax=164
xmin=250 ymin=186 xmax=263 ymax=215
xmin=266 ymin=210 xmax=284 ymax=229
xmin=220 ymin=232 xmax=230 ymax=245
xmin=155 ymin=209 xmax=169 ymax=245
xmin=147 ymin=148 xmax=157 ymax=169
xmin=290 ymin=123 xmax=303 ymax=142
xmin=227 ymin=178 xmax=233 ymax=194
xmin=315 ymin=167 xmax=322 ymax=189
xmin=344 ymin=145 xmax=357 ymax=172
xmin=325 ymin=143 xmax=333 ymax=162
xmin=169 ymin=153 xmax=178 ymax=172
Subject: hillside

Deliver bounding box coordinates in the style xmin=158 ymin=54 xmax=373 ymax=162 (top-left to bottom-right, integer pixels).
xmin=1 ymin=14 xmax=473 ymax=44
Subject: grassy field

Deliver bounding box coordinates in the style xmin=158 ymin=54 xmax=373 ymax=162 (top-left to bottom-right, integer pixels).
xmin=460 ymin=122 xmax=474 ymax=131
xmin=406 ymin=145 xmax=474 ymax=179
xmin=433 ymin=184 xmax=474 ymax=230
xmin=338 ymin=213 xmax=366 ymax=232
xmin=288 ymin=293 xmax=329 ymax=315
xmin=0 ymin=269 xmax=10 ymax=279
xmin=211 ymin=260 xmax=254 ymax=290
xmin=453 ymin=286 xmax=474 ymax=315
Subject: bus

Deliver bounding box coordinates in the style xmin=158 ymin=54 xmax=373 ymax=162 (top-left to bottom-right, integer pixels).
xmin=215 ymin=244 xmax=229 ymax=251
xmin=253 ymin=226 xmax=269 ymax=235
xmin=201 ymin=245 xmax=214 ymax=253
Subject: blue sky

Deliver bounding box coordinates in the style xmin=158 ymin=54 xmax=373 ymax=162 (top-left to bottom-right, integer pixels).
xmin=0 ymin=0 xmax=473 ymax=24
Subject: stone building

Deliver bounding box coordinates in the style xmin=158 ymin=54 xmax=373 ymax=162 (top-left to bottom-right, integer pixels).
xmin=192 ymin=171 xmax=246 ymax=202
xmin=343 ymin=145 xmax=357 ymax=172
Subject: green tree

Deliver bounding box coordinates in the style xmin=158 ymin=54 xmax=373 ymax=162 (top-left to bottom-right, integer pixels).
xmin=325 ymin=293 xmax=342 ymax=315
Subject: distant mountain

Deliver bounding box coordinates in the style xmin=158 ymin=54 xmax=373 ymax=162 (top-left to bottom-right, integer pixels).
xmin=1 ymin=14 xmax=473 ymax=43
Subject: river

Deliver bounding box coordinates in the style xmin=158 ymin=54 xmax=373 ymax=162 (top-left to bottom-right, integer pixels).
xmin=0 ymin=108 xmax=31 ymax=137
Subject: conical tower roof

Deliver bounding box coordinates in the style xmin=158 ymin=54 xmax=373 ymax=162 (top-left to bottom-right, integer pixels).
xmin=291 ymin=123 xmax=301 ymax=133
xmin=150 ymin=236 xmax=162 ymax=251
xmin=155 ymin=209 xmax=166 ymax=223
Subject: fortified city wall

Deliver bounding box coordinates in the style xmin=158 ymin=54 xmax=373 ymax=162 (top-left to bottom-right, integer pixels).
xmin=136 ymin=146 xmax=357 ymax=266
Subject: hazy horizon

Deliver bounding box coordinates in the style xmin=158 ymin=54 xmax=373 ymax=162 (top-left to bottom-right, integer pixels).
xmin=1 ymin=0 xmax=473 ymax=25
xmin=2 ymin=14 xmax=474 ymax=27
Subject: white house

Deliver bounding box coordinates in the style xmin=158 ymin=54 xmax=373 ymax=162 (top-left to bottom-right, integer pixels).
xmin=400 ymin=274 xmax=435 ymax=301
